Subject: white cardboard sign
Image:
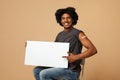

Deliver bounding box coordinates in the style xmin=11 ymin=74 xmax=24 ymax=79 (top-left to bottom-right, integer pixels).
xmin=24 ymin=41 xmax=69 ymax=68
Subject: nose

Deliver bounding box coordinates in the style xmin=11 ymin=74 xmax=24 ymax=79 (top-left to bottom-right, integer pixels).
xmin=64 ymin=18 xmax=68 ymax=22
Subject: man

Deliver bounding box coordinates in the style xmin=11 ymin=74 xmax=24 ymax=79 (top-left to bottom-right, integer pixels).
xmin=33 ymin=7 xmax=97 ymax=80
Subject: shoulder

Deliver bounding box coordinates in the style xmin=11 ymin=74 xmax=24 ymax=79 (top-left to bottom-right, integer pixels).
xmin=57 ymin=30 xmax=64 ymax=36
xmin=72 ymin=28 xmax=84 ymax=36
xmin=55 ymin=30 xmax=65 ymax=38
xmin=72 ymin=27 xmax=83 ymax=33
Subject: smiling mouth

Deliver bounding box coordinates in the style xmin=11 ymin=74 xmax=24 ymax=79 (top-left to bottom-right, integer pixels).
xmin=64 ymin=23 xmax=69 ymax=26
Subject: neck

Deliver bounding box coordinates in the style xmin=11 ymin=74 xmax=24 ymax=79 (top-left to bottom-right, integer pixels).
xmin=64 ymin=26 xmax=73 ymax=32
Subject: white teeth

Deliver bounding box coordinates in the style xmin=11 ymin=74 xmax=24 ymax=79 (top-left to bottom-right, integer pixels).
xmin=64 ymin=23 xmax=69 ymax=25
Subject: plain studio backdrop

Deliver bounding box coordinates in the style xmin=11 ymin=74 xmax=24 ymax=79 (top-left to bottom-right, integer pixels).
xmin=0 ymin=0 xmax=120 ymax=80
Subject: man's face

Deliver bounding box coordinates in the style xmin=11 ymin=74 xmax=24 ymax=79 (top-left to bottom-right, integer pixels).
xmin=61 ymin=13 xmax=73 ymax=29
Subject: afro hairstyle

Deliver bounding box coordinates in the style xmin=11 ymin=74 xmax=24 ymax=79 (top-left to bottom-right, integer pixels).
xmin=55 ymin=7 xmax=78 ymax=26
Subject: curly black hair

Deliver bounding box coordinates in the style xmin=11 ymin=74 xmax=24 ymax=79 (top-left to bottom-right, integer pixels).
xmin=55 ymin=7 xmax=78 ymax=26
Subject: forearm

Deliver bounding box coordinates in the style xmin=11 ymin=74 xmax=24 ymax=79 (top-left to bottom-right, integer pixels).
xmin=77 ymin=47 xmax=97 ymax=60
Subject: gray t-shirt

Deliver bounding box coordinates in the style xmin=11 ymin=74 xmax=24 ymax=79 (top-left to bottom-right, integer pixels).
xmin=55 ymin=27 xmax=83 ymax=71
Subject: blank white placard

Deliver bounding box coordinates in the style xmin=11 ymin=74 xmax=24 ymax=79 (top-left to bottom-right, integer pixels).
xmin=24 ymin=41 xmax=69 ymax=68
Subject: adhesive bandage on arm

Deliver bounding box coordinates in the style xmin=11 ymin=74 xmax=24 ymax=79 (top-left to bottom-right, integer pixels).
xmin=81 ymin=36 xmax=87 ymax=39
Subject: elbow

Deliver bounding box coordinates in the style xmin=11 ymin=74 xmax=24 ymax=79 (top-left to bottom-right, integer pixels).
xmin=92 ymin=47 xmax=97 ymax=55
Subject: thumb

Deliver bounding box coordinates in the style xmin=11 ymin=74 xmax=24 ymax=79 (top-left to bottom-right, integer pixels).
xmin=62 ymin=56 xmax=68 ymax=58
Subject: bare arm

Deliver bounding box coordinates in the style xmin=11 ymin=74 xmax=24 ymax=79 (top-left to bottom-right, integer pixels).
xmin=77 ymin=32 xmax=97 ymax=59
xmin=63 ymin=32 xmax=97 ymax=63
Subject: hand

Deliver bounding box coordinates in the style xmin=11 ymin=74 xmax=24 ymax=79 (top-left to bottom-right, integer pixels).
xmin=62 ymin=53 xmax=78 ymax=63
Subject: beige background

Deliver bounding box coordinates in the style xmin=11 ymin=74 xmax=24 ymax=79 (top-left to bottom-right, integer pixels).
xmin=0 ymin=0 xmax=120 ymax=80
